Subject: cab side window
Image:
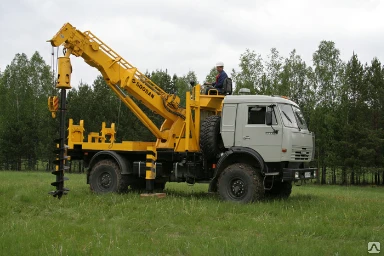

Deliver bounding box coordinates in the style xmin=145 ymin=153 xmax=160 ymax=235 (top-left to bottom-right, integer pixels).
xmin=248 ymin=106 xmax=277 ymax=125
xmin=248 ymin=106 xmax=266 ymax=124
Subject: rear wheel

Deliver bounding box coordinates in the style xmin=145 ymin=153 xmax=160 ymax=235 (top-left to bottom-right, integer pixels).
xmin=265 ymin=181 xmax=292 ymax=199
xmin=89 ymin=159 xmax=127 ymax=193
xmin=217 ymin=163 xmax=264 ymax=203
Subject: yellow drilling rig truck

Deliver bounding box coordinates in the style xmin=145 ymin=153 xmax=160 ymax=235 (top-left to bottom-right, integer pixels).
xmin=48 ymin=23 xmax=316 ymax=203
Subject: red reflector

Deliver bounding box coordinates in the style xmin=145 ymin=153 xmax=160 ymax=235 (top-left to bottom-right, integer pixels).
xmin=84 ymin=152 xmax=88 ymax=156
xmin=282 ymin=148 xmax=287 ymax=153
xmin=212 ymin=164 xmax=216 ymax=168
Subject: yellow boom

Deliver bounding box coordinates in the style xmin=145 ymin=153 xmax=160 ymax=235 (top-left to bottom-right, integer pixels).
xmin=49 ymin=23 xmax=223 ymax=153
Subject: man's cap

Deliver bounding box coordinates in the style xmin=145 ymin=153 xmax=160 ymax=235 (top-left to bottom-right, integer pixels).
xmin=216 ymin=61 xmax=224 ymax=67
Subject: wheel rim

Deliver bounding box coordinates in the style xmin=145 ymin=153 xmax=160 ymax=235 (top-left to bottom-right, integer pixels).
xmin=99 ymin=172 xmax=112 ymax=189
xmin=229 ymin=178 xmax=247 ymax=199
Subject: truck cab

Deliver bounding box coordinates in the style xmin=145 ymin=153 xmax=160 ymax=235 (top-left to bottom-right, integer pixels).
xmin=222 ymin=95 xmax=314 ymax=165
xmin=205 ymin=95 xmax=316 ymax=202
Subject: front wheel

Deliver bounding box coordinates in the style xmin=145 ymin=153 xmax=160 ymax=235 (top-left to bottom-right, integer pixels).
xmin=217 ymin=163 xmax=264 ymax=203
xmin=89 ymin=159 xmax=127 ymax=193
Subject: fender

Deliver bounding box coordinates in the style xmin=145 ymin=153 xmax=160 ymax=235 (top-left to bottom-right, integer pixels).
xmin=209 ymin=147 xmax=266 ymax=192
xmin=89 ymin=151 xmax=131 ymax=175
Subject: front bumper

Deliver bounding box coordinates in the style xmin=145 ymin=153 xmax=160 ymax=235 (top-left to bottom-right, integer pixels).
xmin=282 ymin=168 xmax=317 ymax=181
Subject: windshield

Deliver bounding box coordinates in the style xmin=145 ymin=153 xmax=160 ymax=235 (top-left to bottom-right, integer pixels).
xmin=278 ymin=104 xmax=308 ymax=130
xmin=279 ymin=104 xmax=298 ymax=128
xmin=292 ymin=106 xmax=308 ymax=129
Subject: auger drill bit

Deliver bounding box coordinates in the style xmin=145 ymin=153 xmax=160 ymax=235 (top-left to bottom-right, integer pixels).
xmin=49 ymin=89 xmax=69 ymax=199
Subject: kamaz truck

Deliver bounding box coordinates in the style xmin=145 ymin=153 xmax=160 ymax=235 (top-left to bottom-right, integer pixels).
xmin=48 ymin=23 xmax=316 ymax=203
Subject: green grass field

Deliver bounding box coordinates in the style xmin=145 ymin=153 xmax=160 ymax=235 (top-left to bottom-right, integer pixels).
xmin=0 ymin=171 xmax=383 ymax=256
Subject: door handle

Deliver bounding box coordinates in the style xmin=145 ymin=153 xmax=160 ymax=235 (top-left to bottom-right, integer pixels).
xmin=243 ymin=136 xmax=250 ymax=140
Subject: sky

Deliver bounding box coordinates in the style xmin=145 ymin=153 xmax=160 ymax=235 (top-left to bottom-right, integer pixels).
xmin=1 ymin=0 xmax=384 ymax=87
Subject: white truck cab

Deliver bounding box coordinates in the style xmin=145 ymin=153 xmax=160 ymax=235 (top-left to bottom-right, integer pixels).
xmin=222 ymin=95 xmax=314 ymax=163
xmin=218 ymin=95 xmax=316 ymax=185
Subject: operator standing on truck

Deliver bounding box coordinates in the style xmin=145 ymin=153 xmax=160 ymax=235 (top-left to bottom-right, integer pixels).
xmin=204 ymin=61 xmax=228 ymax=94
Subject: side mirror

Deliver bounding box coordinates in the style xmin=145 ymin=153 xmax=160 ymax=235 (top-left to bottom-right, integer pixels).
xmin=266 ymin=111 xmax=273 ymax=125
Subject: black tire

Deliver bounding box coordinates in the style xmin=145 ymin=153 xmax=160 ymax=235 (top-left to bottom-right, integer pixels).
xmin=265 ymin=181 xmax=292 ymax=199
xmin=217 ymin=163 xmax=264 ymax=203
xmin=200 ymin=115 xmax=224 ymax=159
xmin=120 ymin=174 xmax=129 ymax=193
xmin=89 ymin=159 xmax=127 ymax=193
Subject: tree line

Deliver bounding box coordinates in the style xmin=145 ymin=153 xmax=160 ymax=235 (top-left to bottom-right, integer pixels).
xmin=0 ymin=40 xmax=383 ymax=185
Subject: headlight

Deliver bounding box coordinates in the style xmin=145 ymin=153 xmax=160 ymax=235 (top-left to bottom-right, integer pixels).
xmin=295 ymin=172 xmax=299 ymax=179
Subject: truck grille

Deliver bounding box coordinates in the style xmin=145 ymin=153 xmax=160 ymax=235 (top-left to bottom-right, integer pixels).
xmin=291 ymin=147 xmax=311 ymax=161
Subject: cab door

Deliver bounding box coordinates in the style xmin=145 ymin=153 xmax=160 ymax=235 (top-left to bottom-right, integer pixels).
xmin=235 ymin=103 xmax=282 ymax=162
